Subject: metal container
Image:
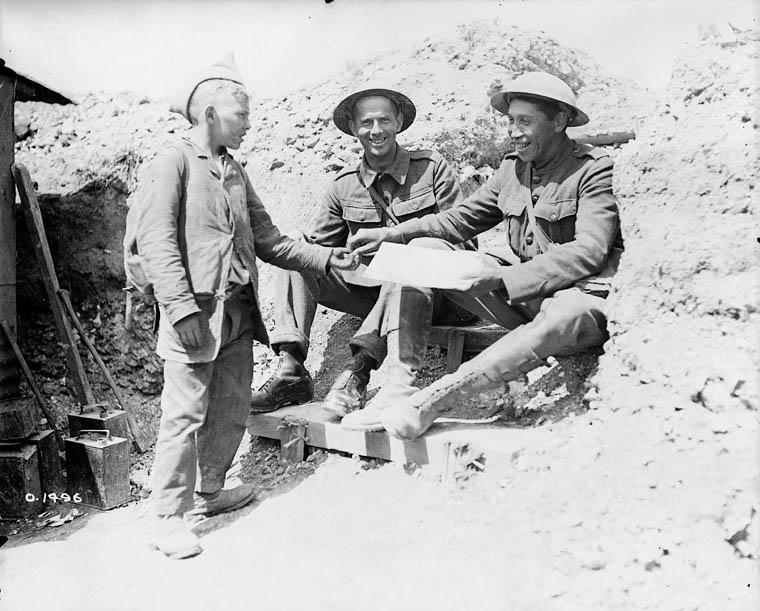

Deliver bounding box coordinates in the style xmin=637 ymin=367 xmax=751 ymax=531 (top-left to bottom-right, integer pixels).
xmin=0 ymin=394 xmax=36 ymax=440
xmin=0 ymin=442 xmax=42 ymax=519
xmin=68 ymin=403 xmax=129 ymax=440
xmin=28 ymin=429 xmax=64 ymax=492
xmin=65 ymin=429 xmax=129 ymax=510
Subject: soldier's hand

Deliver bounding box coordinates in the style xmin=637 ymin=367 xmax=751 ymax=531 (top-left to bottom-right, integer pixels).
xmin=462 ymin=254 xmax=504 ymax=296
xmin=328 ymin=247 xmax=360 ymax=270
xmin=174 ymin=312 xmax=211 ymax=349
xmin=347 ymin=227 xmax=402 ymax=256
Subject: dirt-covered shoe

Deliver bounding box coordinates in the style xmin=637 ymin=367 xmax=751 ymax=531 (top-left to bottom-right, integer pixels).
xmin=322 ymin=370 xmax=369 ymax=418
xmin=190 ymin=483 xmax=256 ymax=517
xmin=339 ymin=403 xmax=387 ymax=431
xmin=250 ymin=361 xmax=313 ymax=413
xmin=151 ymin=515 xmax=202 ymax=560
xmin=380 ymin=400 xmax=436 ymax=440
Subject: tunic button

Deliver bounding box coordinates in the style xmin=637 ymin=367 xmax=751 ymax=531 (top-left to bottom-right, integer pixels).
xmin=550 ymin=213 xmax=557 ymax=220
xmin=531 ymin=194 xmax=539 ymax=204
xmin=526 ymin=236 xmax=534 ymax=246
xmin=359 ymin=212 xmax=365 ymax=220
xmin=412 ymin=202 xmax=419 ymax=210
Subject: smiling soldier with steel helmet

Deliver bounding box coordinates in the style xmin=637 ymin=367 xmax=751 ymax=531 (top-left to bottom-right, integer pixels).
xmin=344 ymin=71 xmax=624 ymax=436
xmin=251 ymin=87 xmax=475 ymax=418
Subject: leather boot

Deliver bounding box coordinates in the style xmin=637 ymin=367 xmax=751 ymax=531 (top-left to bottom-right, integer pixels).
xmin=322 ymin=351 xmax=376 ymax=418
xmin=382 ymin=325 xmax=547 ymax=439
xmin=341 ymin=286 xmax=432 ymax=431
xmin=189 ymin=482 xmax=256 ymax=517
xmin=250 ymin=345 xmax=313 ymax=413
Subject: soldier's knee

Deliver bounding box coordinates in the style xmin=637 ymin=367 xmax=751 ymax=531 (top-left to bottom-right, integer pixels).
xmin=538 ymin=289 xmax=604 ymax=331
xmin=407 ymin=237 xmax=455 ymax=251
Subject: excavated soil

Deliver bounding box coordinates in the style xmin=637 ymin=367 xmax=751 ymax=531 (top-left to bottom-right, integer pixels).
xmin=2 ymin=20 xmax=757 ymax=611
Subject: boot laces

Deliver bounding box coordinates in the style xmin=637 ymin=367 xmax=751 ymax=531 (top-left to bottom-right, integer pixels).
xmin=257 ymin=354 xmax=293 ymax=391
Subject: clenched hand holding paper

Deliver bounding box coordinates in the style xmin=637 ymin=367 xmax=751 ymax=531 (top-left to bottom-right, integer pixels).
xmin=362 ymin=243 xmax=485 ymax=290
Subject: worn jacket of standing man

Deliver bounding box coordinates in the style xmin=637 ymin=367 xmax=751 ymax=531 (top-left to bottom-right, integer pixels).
xmin=250 ymin=87 xmax=474 ymax=419
xmin=344 ymin=71 xmax=622 ymax=436
xmin=131 ymin=54 xmax=355 ymax=560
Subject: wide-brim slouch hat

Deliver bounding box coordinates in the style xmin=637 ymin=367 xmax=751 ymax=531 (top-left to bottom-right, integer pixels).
xmin=170 ymin=52 xmax=246 ymax=122
xmin=333 ymin=87 xmax=416 ymax=135
xmin=490 ymin=71 xmax=589 ymax=127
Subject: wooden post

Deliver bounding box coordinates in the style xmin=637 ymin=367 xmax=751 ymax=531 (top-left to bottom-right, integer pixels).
xmin=445 ymin=328 xmax=466 ymax=373
xmin=278 ymin=417 xmax=308 ymax=462
xmin=13 ymin=164 xmax=95 ymax=407
xmin=0 ymin=73 xmax=20 ymax=399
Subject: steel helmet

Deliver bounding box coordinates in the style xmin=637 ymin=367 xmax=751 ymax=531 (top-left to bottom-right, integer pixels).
xmin=490 ymin=71 xmax=589 ymax=127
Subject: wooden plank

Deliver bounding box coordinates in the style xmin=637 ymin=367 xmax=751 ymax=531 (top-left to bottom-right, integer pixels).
xmin=575 ymin=131 xmax=635 ymax=146
xmin=13 ymin=164 xmax=95 ymax=407
xmin=278 ymin=417 xmax=308 ymax=462
xmin=247 ymin=402 xmax=544 ymax=469
xmin=445 ymin=329 xmax=466 ymax=373
xmin=0 ymin=74 xmax=19 ymax=398
xmin=430 ymin=324 xmax=508 ymax=353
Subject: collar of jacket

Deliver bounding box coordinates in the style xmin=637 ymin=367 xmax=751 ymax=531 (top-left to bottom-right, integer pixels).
xmin=529 ymin=135 xmax=575 ymax=176
xmin=180 ymin=137 xmax=231 ymax=178
xmin=358 ymin=144 xmax=411 ymax=188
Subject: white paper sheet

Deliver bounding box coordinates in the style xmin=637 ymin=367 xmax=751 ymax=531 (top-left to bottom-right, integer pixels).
xmin=362 ymin=243 xmax=483 ymax=290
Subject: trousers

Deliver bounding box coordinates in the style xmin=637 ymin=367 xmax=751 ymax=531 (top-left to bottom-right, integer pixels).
xmin=150 ymin=291 xmax=255 ymax=516
xmin=386 ymin=237 xmax=609 ymax=374
xmin=269 ymin=235 xmax=475 ymax=365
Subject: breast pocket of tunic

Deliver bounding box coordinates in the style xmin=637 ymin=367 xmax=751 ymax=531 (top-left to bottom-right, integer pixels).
xmin=389 ymin=186 xmax=437 ymax=221
xmin=501 ymin=195 xmax=526 ymax=229
xmin=341 ymin=204 xmax=382 ymax=234
xmin=533 ymin=198 xmax=577 ymax=243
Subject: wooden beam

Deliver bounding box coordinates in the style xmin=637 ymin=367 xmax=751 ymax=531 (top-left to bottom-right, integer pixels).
xmin=13 ymin=164 xmax=95 ymax=407
xmin=429 ymin=324 xmax=508 ymax=350
xmin=248 ymin=402 xmax=545 ymax=470
xmin=0 ymin=73 xmax=19 ymax=399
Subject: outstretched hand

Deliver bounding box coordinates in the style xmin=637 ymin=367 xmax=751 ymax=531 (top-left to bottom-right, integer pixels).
xmin=328 ymin=247 xmax=361 ymax=270
xmin=460 ymin=253 xmax=504 ymax=296
xmin=346 ymin=227 xmax=403 ymax=256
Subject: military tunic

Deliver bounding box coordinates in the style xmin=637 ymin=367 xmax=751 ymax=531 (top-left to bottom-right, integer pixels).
xmin=269 ymin=145 xmax=472 ymax=360
xmin=392 ymin=137 xmax=622 ymax=302
xmin=310 ymin=145 xmax=464 ymax=246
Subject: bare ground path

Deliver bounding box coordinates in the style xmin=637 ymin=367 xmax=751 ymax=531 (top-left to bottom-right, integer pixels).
xmin=3 ymin=454 xmax=555 ymax=611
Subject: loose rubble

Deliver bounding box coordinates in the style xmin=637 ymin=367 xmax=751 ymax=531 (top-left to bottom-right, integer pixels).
xmin=6 ymin=20 xmax=757 ymax=609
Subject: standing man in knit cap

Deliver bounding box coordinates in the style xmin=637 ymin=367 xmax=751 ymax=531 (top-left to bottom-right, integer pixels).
xmin=250 ymin=87 xmax=475 ymax=419
xmin=129 ymin=53 xmax=357 ymax=559
xmin=346 ymin=71 xmax=623 ymax=437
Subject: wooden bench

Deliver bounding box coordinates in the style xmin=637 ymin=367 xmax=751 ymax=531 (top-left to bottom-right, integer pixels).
xmin=429 ymin=322 xmax=508 ymax=372
xmin=247 ymin=402 xmax=547 ymax=474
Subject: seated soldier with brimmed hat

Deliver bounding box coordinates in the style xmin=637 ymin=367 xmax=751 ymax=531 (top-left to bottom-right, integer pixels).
xmin=131 ymin=53 xmax=357 ymax=559
xmin=251 ymin=87 xmax=475 ymax=418
xmin=345 ymin=71 xmax=624 ymax=436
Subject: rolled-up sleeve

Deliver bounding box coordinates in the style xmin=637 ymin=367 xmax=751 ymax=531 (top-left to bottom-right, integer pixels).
xmin=136 ymin=153 xmax=200 ymax=325
xmin=501 ymin=156 xmax=620 ymax=301
xmin=244 ymin=172 xmax=332 ymax=273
